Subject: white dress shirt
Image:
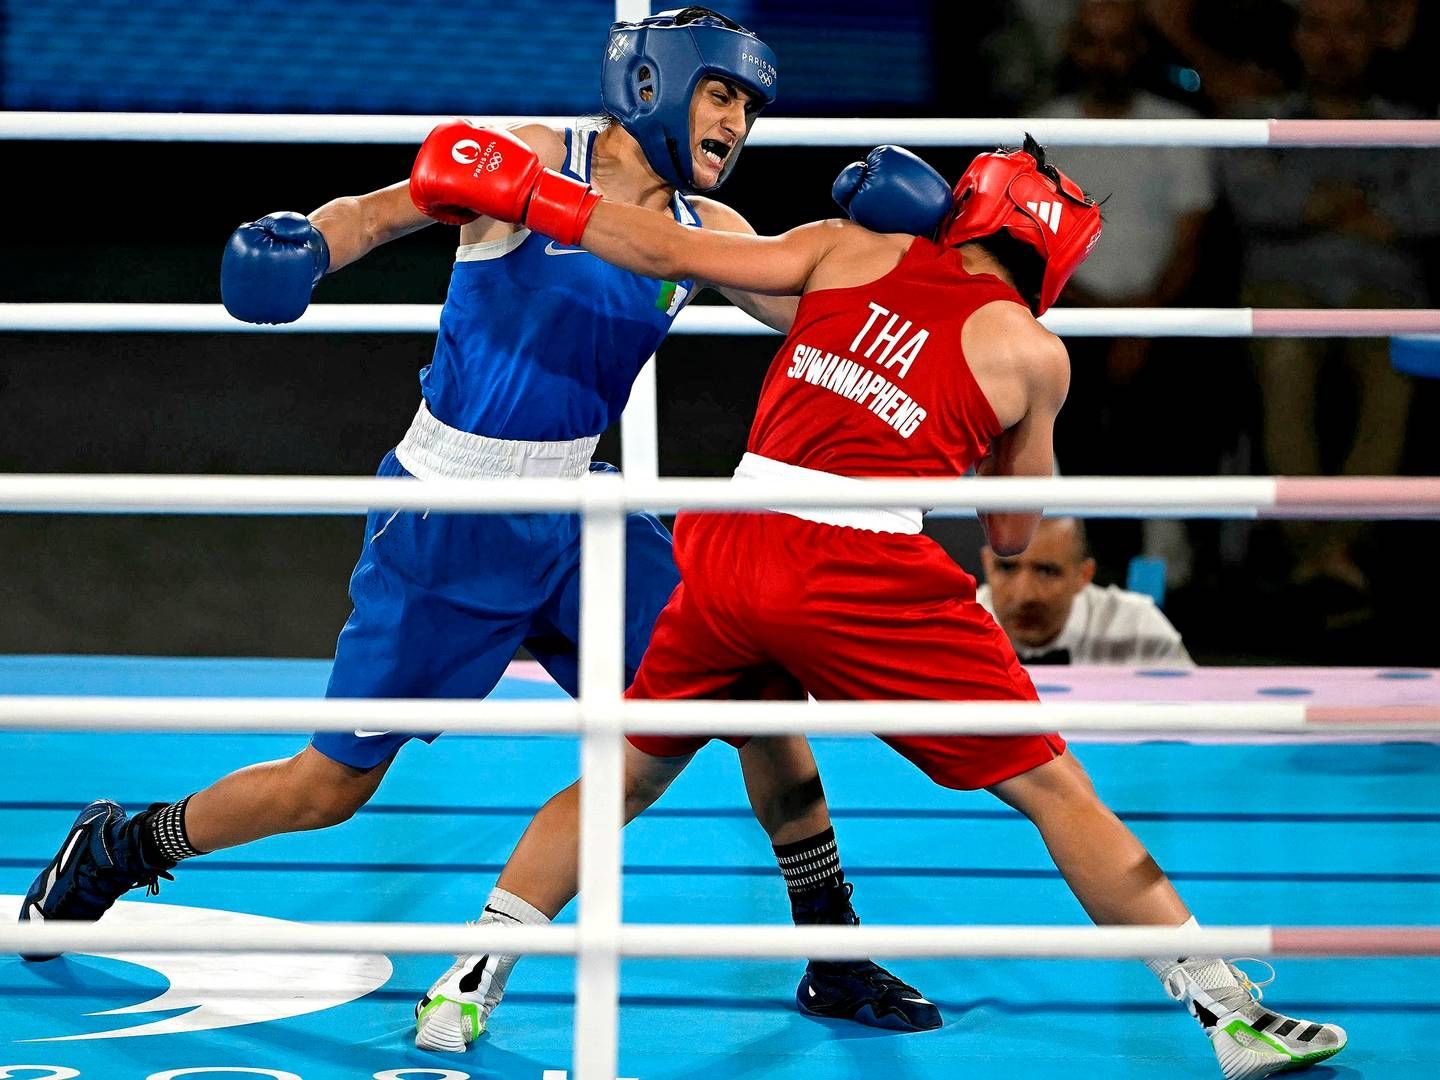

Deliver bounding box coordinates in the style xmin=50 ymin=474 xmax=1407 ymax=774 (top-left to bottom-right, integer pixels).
xmin=975 ymin=583 xmax=1194 ymax=666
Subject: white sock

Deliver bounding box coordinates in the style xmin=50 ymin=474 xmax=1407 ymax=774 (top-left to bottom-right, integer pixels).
xmin=470 ymin=887 xmax=549 ymax=1007
xmin=1142 ymin=917 xmax=1241 ymax=995
xmin=481 ymin=886 xmax=551 ymax=928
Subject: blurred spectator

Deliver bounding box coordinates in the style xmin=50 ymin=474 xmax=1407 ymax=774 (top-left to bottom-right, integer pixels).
xmin=1013 ymin=0 xmax=1082 ymax=73
xmin=1037 ymin=1 xmax=1214 ymax=314
xmin=977 ymin=518 xmax=1194 ymax=666
xmin=934 ymin=0 xmax=1053 ymax=116
xmin=1370 ymin=0 xmax=1440 ymax=114
xmin=1143 ymin=0 xmax=1299 ymax=113
xmin=1218 ymin=0 xmax=1438 ymax=598
xmin=1035 ymin=0 xmax=1218 ymax=587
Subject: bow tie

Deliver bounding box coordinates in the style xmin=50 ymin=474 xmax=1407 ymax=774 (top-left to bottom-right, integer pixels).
xmin=1023 ymin=647 xmax=1072 ymax=666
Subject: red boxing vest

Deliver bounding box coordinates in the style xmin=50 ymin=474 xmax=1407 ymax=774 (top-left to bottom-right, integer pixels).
xmin=747 ymin=237 xmax=1019 ymax=478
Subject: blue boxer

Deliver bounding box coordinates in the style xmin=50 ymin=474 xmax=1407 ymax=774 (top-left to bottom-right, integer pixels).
xmin=313 ymin=120 xmax=698 ymax=768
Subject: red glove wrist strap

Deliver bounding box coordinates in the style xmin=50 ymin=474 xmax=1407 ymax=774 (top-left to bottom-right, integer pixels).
xmin=525 ymin=169 xmax=602 ymax=247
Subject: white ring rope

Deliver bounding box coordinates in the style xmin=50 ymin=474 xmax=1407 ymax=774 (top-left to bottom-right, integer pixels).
xmin=10 ymin=102 xmax=1438 ymax=1080
xmin=1 ymin=697 xmax=1435 ymax=735
xmin=4 ymin=921 xmax=1438 ymax=959
xmin=0 ymin=473 xmax=1435 ymax=518
xmin=5 ymin=303 xmax=1439 ymax=337
xmin=5 ymin=112 xmax=1440 ymax=147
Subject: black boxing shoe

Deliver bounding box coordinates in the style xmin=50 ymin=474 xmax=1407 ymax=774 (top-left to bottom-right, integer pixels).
xmin=790 ymin=881 xmax=943 ymax=1032
xmin=18 ymin=800 xmax=172 ymax=962
xmin=796 ymin=958 xmax=943 ymax=1032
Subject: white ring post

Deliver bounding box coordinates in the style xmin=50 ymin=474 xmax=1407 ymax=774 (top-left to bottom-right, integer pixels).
xmin=616 ymin=0 xmax=660 ymax=489
xmin=580 ymin=6 xmax=652 ymax=1075
xmin=574 ymin=469 xmax=631 ymax=1080
xmin=620 ymin=359 xmax=660 ymax=483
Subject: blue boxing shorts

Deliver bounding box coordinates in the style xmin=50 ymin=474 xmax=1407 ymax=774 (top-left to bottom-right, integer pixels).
xmin=312 ymin=452 xmax=679 ymax=768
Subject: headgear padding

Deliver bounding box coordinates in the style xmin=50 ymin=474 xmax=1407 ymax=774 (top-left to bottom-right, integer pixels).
xmin=941 ymin=134 xmax=1102 ymax=314
xmin=600 ymin=6 xmax=778 ymax=193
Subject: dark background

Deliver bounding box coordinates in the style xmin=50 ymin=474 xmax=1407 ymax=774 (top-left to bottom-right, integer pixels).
xmin=4 ymin=0 xmax=1438 ymax=666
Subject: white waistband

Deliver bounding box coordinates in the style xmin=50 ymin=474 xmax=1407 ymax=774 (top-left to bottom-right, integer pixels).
xmin=394 ymin=401 xmax=599 ymax=481
xmin=733 ymin=453 xmax=924 ymax=534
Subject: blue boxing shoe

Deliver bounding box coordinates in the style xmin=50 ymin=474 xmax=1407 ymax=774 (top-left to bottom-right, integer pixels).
xmin=18 ymin=800 xmax=172 ymax=962
xmin=792 ymin=882 xmax=942 ymax=1032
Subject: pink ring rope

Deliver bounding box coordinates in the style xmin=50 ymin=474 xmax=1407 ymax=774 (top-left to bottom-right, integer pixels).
xmin=1271 ymin=477 xmax=1440 ymax=518
xmin=1268 ymin=119 xmax=1440 ymax=146
xmin=1304 ymin=705 xmax=1440 ymax=726
xmin=1273 ymin=928 xmax=1440 ymax=956
xmin=1251 ymin=310 xmax=1440 ymax=335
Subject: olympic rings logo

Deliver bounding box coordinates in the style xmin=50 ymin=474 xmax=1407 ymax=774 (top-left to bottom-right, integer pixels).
xmin=485 ymin=153 xmax=504 ymax=172
xmin=743 ymin=53 xmax=775 ymax=86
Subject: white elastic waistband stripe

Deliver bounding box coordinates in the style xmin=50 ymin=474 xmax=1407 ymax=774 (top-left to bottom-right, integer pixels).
xmin=733 ymin=453 xmax=924 ymax=534
xmin=455 ymin=229 xmax=529 ymax=262
xmin=395 ymin=402 xmax=599 ymax=481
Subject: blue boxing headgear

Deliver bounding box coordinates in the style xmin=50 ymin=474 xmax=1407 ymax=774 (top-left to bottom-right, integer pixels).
xmin=601 ymin=6 xmax=777 ymax=193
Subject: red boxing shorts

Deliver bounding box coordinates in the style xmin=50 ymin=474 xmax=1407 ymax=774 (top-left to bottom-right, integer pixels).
xmin=626 ymin=510 xmax=1064 ymax=789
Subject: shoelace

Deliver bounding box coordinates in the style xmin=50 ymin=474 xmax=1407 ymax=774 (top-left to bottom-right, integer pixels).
xmin=1227 ymin=957 xmax=1276 ymax=1003
xmin=139 ymin=870 xmax=175 ymax=897
xmin=1161 ymin=957 xmax=1275 ymax=1006
xmin=858 ymin=965 xmax=921 ymax=997
xmin=815 ymin=959 xmax=920 ymax=997
xmin=794 ymin=880 xmax=860 ymax=925
xmin=79 ymin=855 xmax=172 ymax=897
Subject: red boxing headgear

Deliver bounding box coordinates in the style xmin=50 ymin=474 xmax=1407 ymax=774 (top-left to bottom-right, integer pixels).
xmin=940 ymin=134 xmax=1102 ymax=315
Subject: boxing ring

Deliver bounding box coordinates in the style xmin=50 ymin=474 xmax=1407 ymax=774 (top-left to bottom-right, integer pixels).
xmin=2 ymin=106 xmax=1440 ymax=1078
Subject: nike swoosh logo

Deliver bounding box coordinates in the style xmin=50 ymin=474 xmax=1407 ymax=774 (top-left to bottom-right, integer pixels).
xmin=38 ymin=826 xmax=90 ymax=905
xmin=458 ymin=955 xmax=490 ymax=995
xmin=806 ymin=986 xmax=817 ymax=998
xmin=58 ymin=829 xmax=86 ymax=869
xmin=902 ymin=996 xmax=933 ymax=1005
xmin=353 ymin=730 xmax=390 ymax=738
xmin=543 ymin=241 xmax=588 ymax=256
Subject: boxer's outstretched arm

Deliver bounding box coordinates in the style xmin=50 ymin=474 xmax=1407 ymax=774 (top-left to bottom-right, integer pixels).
xmin=582 ymin=206 xmax=843 ymax=297
xmin=408 ymin=122 xmax=844 ymax=296
xmin=686 ymin=196 xmax=800 ymax=331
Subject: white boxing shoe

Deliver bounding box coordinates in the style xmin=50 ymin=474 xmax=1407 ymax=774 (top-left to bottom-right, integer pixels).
xmin=1165 ymin=960 xmax=1347 ymax=1079
xmin=415 ymin=949 xmax=514 ymax=1052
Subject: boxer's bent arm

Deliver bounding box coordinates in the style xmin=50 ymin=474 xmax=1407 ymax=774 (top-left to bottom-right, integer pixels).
xmin=310 ymin=182 xmax=434 ymax=273
xmin=312 ymin=125 xmax=565 ymax=273
xmin=581 ymin=205 xmax=838 ymax=297
xmin=975 ymin=334 xmax=1069 ymax=556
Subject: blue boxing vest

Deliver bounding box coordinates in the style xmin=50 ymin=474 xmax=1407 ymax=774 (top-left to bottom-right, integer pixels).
xmin=420 ymin=117 xmax=700 ymax=441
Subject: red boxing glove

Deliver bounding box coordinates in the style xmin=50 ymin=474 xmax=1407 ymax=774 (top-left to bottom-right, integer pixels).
xmin=409 ymin=121 xmax=601 ymax=245
xmin=410 ymin=121 xmax=538 ymax=226
xmin=526 ymin=171 xmax=602 ymax=248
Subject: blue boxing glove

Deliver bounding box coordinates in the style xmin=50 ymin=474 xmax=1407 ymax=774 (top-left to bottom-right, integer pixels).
xmin=832 ymin=145 xmax=953 ymax=237
xmin=221 ymin=212 xmax=331 ymax=324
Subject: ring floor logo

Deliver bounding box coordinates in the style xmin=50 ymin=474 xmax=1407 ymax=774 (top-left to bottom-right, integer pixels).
xmin=0 ymin=1070 xmax=617 ymax=1079
xmin=0 ymin=894 xmax=392 ymax=1041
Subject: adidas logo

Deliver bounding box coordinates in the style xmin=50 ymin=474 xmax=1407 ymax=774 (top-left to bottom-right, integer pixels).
xmin=1026 ymin=200 xmax=1063 ymax=232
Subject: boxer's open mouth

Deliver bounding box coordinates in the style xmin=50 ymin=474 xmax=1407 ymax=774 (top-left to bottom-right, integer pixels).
xmin=699 ymin=138 xmax=733 ymax=169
